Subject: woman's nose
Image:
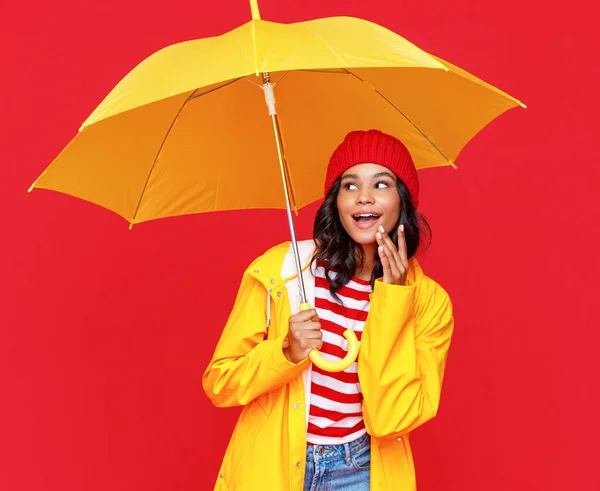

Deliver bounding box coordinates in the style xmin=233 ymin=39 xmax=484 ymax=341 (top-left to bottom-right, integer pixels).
xmin=357 ymin=192 xmax=374 ymax=205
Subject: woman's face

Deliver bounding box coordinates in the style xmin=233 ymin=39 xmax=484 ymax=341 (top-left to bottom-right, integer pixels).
xmin=336 ymin=163 xmax=401 ymax=246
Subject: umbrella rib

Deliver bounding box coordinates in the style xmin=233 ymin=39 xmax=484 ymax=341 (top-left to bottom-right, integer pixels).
xmin=188 ymin=77 xmax=243 ymax=100
xmin=342 ymin=69 xmax=455 ymax=167
xmin=273 ymin=70 xmax=291 ymax=85
xmin=130 ymin=78 xmax=243 ymax=227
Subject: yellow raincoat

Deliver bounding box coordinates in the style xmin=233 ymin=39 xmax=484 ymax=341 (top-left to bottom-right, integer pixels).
xmin=202 ymin=240 xmax=454 ymax=490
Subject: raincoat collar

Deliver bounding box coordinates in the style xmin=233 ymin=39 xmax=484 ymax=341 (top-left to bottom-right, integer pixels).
xmin=246 ymin=241 xmax=314 ymax=291
xmin=247 ymin=240 xmax=425 ymax=290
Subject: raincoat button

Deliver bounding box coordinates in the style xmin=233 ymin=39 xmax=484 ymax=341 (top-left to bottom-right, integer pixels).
xmin=268 ymin=288 xmax=272 ymax=293
xmin=277 ymin=292 xmax=281 ymax=297
xmin=296 ymin=461 xmax=301 ymax=467
xmin=270 ymin=279 xmax=275 ymax=284
xmin=219 ymin=473 xmax=224 ymax=478
xmin=254 ymin=269 xmax=259 ymax=273
xmin=294 ymin=403 xmax=300 ymax=409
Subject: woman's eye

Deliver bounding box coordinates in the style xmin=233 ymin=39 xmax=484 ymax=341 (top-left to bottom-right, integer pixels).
xmin=375 ymin=181 xmax=390 ymax=189
xmin=344 ymin=183 xmax=358 ymax=190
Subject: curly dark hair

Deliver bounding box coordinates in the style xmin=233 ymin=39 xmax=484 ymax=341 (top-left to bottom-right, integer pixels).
xmin=311 ymin=176 xmax=431 ymax=301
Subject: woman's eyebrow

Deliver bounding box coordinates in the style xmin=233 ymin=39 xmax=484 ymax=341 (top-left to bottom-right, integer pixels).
xmin=341 ymin=171 xmax=395 ymax=181
xmin=373 ymin=171 xmax=395 ymax=179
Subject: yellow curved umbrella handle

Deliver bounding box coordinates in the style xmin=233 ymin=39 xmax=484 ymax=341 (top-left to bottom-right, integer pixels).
xmin=300 ymin=303 xmax=359 ymax=373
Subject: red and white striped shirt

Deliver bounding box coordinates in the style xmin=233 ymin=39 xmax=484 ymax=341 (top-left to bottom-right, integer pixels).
xmin=306 ymin=263 xmax=372 ymax=445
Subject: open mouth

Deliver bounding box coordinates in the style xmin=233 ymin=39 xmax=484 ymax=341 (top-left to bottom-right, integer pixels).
xmin=352 ymin=213 xmax=382 ymax=224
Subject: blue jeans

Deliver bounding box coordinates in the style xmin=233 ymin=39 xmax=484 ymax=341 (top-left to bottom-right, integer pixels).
xmin=303 ymin=433 xmax=371 ymax=490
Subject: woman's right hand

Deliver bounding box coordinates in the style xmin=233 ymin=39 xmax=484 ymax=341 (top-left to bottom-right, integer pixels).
xmin=282 ymin=309 xmax=323 ymax=364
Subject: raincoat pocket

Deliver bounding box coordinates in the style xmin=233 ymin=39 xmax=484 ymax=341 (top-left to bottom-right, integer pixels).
xmin=220 ymin=401 xmax=268 ymax=486
xmin=375 ymin=437 xmax=413 ymax=482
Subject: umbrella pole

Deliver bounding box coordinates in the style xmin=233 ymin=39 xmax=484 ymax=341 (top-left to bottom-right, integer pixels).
xmin=262 ymin=73 xmax=308 ymax=307
xmin=261 ymin=72 xmax=359 ymax=373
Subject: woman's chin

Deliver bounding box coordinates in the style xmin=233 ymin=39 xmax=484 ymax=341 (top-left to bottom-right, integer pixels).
xmin=341 ymin=223 xmax=379 ymax=247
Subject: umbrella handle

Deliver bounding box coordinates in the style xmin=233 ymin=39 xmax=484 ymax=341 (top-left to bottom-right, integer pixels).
xmin=300 ymin=303 xmax=359 ymax=372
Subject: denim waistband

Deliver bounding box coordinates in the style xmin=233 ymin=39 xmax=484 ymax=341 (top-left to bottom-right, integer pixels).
xmin=306 ymin=433 xmax=370 ymax=463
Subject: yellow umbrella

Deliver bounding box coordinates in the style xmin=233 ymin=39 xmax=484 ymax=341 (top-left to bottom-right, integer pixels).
xmin=29 ymin=0 xmax=524 ymax=372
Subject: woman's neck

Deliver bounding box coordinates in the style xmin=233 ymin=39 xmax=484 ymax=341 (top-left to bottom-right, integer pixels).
xmin=355 ymin=244 xmax=377 ymax=280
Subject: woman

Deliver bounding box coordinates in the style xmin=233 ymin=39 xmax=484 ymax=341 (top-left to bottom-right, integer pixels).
xmin=203 ymin=129 xmax=454 ymax=490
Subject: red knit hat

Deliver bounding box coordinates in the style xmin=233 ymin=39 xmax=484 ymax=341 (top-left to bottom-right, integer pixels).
xmin=325 ymin=129 xmax=419 ymax=209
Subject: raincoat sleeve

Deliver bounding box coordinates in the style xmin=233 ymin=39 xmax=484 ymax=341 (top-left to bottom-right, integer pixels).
xmin=358 ymin=276 xmax=454 ymax=440
xmin=202 ymin=265 xmax=309 ymax=408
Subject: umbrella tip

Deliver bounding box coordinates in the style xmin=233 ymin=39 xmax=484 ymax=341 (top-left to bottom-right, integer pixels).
xmin=129 ymin=220 xmax=134 ymax=230
xmin=28 ymin=176 xmax=41 ymax=193
xmin=250 ymin=0 xmax=261 ymax=20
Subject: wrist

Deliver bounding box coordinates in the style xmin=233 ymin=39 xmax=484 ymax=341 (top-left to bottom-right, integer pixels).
xmin=282 ymin=345 xmax=292 ymax=362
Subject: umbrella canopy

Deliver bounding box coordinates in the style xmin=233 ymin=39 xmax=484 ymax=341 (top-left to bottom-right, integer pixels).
xmin=29 ymin=0 xmax=524 ymax=372
xmin=30 ymin=8 xmax=524 ymax=227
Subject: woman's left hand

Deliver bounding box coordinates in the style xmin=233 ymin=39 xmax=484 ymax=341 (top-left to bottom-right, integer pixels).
xmin=376 ymin=224 xmax=409 ymax=285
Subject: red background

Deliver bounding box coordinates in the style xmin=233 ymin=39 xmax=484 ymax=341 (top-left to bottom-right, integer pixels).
xmin=1 ymin=0 xmax=598 ymax=489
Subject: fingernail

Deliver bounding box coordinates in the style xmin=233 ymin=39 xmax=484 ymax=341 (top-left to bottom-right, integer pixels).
xmin=379 ymin=245 xmax=384 ymax=253
xmin=400 ymin=224 xmax=404 ymax=232
xmin=378 ymin=225 xmax=385 ymax=233
xmin=376 ymin=232 xmax=382 ymax=240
